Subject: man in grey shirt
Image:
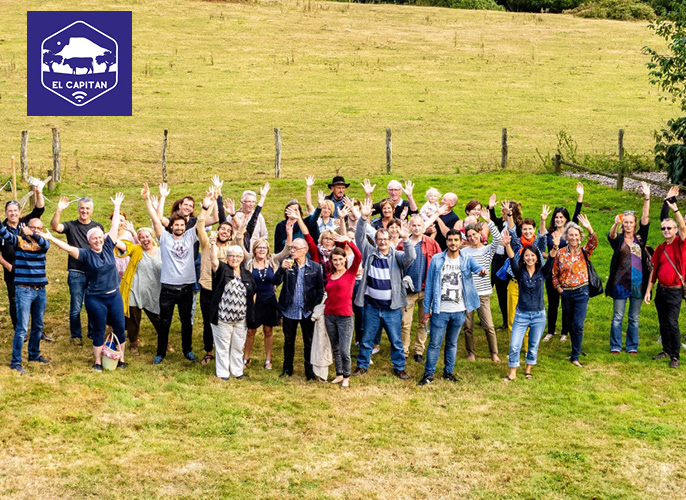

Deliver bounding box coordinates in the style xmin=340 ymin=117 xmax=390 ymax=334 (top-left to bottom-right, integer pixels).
xmin=143 ymin=184 xmax=213 ymax=364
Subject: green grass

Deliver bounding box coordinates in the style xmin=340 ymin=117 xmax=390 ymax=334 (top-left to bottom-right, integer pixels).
xmin=2 ymin=172 xmax=686 ymax=499
xmin=0 ymin=0 xmax=679 ymax=186
xmin=2 ymin=0 xmax=686 ymax=497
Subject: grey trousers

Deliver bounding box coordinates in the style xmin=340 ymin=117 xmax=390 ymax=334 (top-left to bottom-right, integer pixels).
xmin=325 ymin=314 xmax=354 ymax=377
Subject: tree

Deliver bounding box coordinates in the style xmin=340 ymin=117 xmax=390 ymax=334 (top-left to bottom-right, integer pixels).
xmin=96 ymin=50 xmax=116 ymax=73
xmin=43 ymin=51 xmax=63 ymax=73
xmin=644 ymin=2 xmax=686 ymax=183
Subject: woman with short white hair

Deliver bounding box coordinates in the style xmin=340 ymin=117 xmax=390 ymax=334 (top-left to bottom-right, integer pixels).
xmin=209 ymin=243 xmax=256 ymax=380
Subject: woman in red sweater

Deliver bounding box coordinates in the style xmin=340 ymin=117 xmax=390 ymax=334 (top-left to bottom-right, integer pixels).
xmin=324 ymin=235 xmax=362 ymax=388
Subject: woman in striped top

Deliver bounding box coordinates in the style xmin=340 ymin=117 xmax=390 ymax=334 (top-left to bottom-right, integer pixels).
xmin=460 ymin=208 xmax=502 ymax=362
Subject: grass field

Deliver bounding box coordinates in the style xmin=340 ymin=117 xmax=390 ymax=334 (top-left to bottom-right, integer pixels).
xmin=0 ymin=0 xmax=680 ymax=185
xmin=2 ymin=172 xmax=686 ymax=499
xmin=2 ymin=0 xmax=686 ymax=498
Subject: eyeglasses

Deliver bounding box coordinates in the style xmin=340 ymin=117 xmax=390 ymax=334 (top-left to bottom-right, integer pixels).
xmin=624 ymin=210 xmax=636 ymax=216
xmin=255 ymin=246 xmax=269 ymax=251
xmin=28 ymin=226 xmax=43 ymax=231
xmin=291 ymin=247 xmax=307 ymax=251
xmin=227 ymin=254 xmax=243 ymax=259
xmin=376 ymin=237 xmax=390 ymax=242
xmin=661 ymin=226 xmax=676 ymax=231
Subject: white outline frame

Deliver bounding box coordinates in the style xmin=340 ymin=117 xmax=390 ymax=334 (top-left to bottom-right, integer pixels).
xmin=40 ymin=20 xmax=119 ymax=107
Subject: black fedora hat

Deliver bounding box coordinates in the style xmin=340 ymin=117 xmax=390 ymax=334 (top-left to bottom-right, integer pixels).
xmin=328 ymin=176 xmax=350 ymax=188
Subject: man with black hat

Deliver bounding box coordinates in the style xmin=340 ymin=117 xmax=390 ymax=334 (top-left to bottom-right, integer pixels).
xmin=326 ymin=176 xmax=350 ymax=218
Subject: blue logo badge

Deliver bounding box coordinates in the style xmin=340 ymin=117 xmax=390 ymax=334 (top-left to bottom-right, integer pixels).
xmin=28 ymin=12 xmax=132 ymax=116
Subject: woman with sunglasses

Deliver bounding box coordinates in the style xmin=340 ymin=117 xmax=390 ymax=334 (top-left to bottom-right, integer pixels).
xmin=606 ymin=182 xmax=652 ymax=354
xmin=541 ymin=182 xmax=584 ymax=343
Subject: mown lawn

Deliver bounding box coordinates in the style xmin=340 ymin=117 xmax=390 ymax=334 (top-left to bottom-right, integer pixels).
xmin=1 ymin=172 xmax=686 ymax=499
xmin=0 ymin=0 xmax=679 ymax=185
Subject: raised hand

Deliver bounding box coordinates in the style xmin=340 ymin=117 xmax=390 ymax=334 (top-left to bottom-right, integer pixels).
xmin=501 ymin=228 xmax=511 ymax=246
xmin=21 ymin=225 xmax=33 ymax=237
xmin=306 ymin=174 xmax=315 ymax=188
xmin=576 ymin=182 xmax=584 ymax=198
xmin=500 ymin=200 xmax=510 ymax=217
xmin=360 ymin=198 xmax=373 ymax=219
xmin=400 ymin=219 xmax=410 ymax=239
xmin=551 ymin=231 xmax=561 ymax=248
xmin=541 ymin=204 xmax=551 ymax=221
xmin=361 ymin=179 xmax=376 ymax=196
xmin=343 ymin=196 xmax=354 ymax=210
xmin=334 ymin=234 xmax=350 ymax=243
xmin=666 ymin=185 xmax=680 ymax=200
xmin=403 ymin=180 xmax=415 ymax=197
xmin=317 ymin=190 xmax=325 ymax=206
xmin=158 ymin=183 xmax=170 ymax=198
xmin=150 ymin=195 xmax=159 ymax=211
xmin=437 ymin=204 xmax=451 ymax=216
xmin=488 ymin=193 xmax=497 ymax=209
xmin=57 ymin=196 xmax=70 ymax=211
xmin=480 ymin=207 xmax=491 ymax=222
xmin=35 ymin=228 xmax=53 ymax=241
xmin=400 ymin=206 xmax=409 ymax=221
xmin=260 ymin=182 xmax=270 ymax=198
xmin=224 ymin=198 xmax=235 ymax=215
xmin=211 ymin=175 xmax=223 ymax=196
xmin=338 ymin=205 xmax=351 ymax=219
xmin=286 ymin=219 xmax=295 ymax=235
xmin=640 ymin=181 xmax=650 ymax=199
xmin=202 ymin=186 xmax=216 ymax=208
xmin=122 ymin=220 xmax=136 ymax=236
xmin=286 ymin=205 xmax=301 ymax=220
xmin=578 ymin=214 xmax=592 ymax=232
xmin=111 ymin=192 xmax=125 ymax=206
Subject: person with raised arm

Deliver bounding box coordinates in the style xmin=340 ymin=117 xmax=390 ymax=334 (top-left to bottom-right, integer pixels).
xmin=644 ymin=194 xmax=686 ymax=368
xmin=460 ymin=207 xmax=502 ymax=362
xmin=0 ymin=182 xmax=45 ymax=333
xmin=552 ymin=214 xmax=598 ymax=368
xmin=606 ymin=181 xmax=652 ymax=355
xmin=42 ymin=193 xmax=128 ymax=371
xmin=323 ymin=234 xmax=362 ymax=388
xmin=351 ymin=199 xmax=416 ymax=380
xmin=501 ymin=229 xmax=559 ymax=381
xmin=1 ymin=217 xmax=50 ymax=373
xmin=50 ymin=195 xmax=103 ymax=345
xmin=362 ymin=179 xmax=418 ymax=220
xmin=541 ymin=182 xmax=584 ymax=343
xmin=142 ymin=183 xmax=214 ymax=365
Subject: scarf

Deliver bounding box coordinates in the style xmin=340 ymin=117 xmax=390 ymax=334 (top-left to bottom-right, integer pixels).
xmin=519 ymin=234 xmax=536 ymax=254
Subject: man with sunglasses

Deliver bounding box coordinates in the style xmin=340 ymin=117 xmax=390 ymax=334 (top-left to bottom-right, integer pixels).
xmin=1 ymin=184 xmax=45 ymax=334
xmin=644 ymin=196 xmax=686 ymax=368
xmin=0 ymin=218 xmax=50 ymax=373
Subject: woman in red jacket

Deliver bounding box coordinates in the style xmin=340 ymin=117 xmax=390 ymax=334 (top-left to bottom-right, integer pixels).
xmin=324 ymin=235 xmax=362 ymax=388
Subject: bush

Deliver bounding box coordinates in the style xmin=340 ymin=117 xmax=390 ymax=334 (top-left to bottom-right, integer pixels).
xmin=565 ymin=0 xmax=656 ymax=20
xmin=495 ymin=0 xmax=585 ymax=13
xmin=417 ymin=0 xmax=505 ymax=9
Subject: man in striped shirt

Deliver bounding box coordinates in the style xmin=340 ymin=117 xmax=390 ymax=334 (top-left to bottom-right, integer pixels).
xmin=0 ymin=219 xmax=50 ymax=373
xmin=352 ymin=199 xmax=416 ymax=379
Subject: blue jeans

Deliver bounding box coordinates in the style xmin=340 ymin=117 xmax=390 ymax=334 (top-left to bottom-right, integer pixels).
xmin=11 ymin=286 xmax=46 ymax=367
xmin=560 ymin=285 xmax=589 ymax=362
xmin=356 ymin=304 xmax=404 ymax=370
xmin=84 ymin=290 xmax=126 ymax=348
xmin=508 ymin=309 xmax=546 ymax=368
xmin=424 ymin=310 xmax=466 ymax=377
xmin=68 ymin=270 xmax=93 ymax=339
xmin=610 ymin=297 xmax=641 ymax=352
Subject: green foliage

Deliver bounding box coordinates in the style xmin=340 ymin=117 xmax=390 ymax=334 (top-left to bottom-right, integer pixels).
xmin=416 ymin=0 xmax=505 ymax=10
xmin=644 ymin=2 xmax=686 ymax=183
xmin=565 ymin=0 xmax=656 ymax=20
xmin=496 ymin=0 xmax=585 ymax=13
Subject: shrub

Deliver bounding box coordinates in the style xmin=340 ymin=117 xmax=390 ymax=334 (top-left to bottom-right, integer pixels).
xmin=417 ymin=0 xmax=505 ymax=9
xmin=565 ymin=0 xmax=656 ymax=20
xmin=495 ymin=0 xmax=585 ymax=13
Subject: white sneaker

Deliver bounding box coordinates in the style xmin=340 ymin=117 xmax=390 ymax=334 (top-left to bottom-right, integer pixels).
xmin=372 ymin=346 xmax=380 ymax=355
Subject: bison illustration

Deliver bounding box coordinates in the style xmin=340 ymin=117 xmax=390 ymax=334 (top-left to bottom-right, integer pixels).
xmin=63 ymin=57 xmax=94 ymax=75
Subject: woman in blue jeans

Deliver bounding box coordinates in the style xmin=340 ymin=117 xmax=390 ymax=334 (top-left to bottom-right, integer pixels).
xmin=42 ymin=193 xmax=128 ymax=371
xmin=501 ymin=229 xmax=559 ymax=381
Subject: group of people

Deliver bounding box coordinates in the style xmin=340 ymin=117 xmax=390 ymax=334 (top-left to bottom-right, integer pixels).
xmin=3 ymin=175 xmax=684 ymax=384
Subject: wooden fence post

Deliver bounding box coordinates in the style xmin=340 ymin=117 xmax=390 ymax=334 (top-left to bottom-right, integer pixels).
xmin=47 ymin=169 xmax=55 ymax=191
xmin=618 ymin=129 xmax=625 ymax=162
xmin=52 ymin=127 xmax=61 ymax=182
xmin=386 ymin=128 xmax=392 ymax=174
xmin=274 ymin=128 xmax=282 ymax=179
xmin=554 ymin=154 xmax=561 ymax=174
xmin=501 ymin=128 xmax=508 ymax=169
xmin=11 ymin=156 xmax=17 ymax=200
xmin=20 ymin=130 xmax=29 ymax=181
xmin=161 ymin=129 xmax=168 ymax=183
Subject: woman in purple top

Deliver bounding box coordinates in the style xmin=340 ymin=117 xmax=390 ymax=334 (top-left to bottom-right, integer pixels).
xmin=42 ymin=193 xmax=128 ymax=371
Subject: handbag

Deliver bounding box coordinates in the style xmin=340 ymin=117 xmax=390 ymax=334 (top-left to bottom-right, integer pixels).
xmin=581 ymin=248 xmax=603 ymax=298
xmin=662 ymin=249 xmax=686 ymax=299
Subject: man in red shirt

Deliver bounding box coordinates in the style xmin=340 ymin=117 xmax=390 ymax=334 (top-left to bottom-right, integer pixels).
xmin=644 ymin=197 xmax=686 ymax=368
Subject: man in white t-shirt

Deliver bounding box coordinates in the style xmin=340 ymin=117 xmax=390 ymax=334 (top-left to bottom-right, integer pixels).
xmin=143 ymin=184 xmax=213 ymax=365
xmin=419 ymin=229 xmax=486 ymax=385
